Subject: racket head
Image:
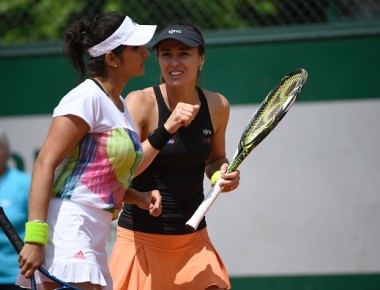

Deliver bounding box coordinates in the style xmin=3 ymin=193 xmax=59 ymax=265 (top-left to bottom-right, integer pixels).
xmin=228 ymin=68 xmax=308 ymax=172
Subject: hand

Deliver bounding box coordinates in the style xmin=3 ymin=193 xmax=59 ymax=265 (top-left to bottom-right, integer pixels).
xmin=165 ymin=102 xmax=200 ymax=133
xmin=218 ymin=163 xmax=240 ymax=193
xmin=18 ymin=243 xmax=45 ymax=279
xmin=125 ymin=189 xmax=162 ymax=217
xmin=147 ymin=190 xmax=162 ymax=217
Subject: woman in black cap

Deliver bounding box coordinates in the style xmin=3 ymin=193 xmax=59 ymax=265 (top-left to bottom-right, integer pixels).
xmin=109 ymin=22 xmax=240 ymax=290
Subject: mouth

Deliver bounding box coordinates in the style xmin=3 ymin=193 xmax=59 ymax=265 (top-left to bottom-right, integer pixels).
xmin=169 ymin=71 xmax=184 ymax=76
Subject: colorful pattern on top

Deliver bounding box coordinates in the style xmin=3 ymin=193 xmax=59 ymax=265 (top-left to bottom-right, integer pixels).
xmin=51 ymin=79 xmax=142 ymax=219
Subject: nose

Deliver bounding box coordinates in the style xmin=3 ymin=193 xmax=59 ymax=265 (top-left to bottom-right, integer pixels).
xmin=142 ymin=46 xmax=150 ymax=58
xmin=169 ymin=56 xmax=180 ymax=67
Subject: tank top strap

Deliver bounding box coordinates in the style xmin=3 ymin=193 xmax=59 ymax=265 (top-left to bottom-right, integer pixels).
xmin=153 ymin=86 xmax=171 ymax=126
xmin=195 ymin=86 xmax=208 ymax=107
xmin=191 ymin=87 xmax=209 ymax=129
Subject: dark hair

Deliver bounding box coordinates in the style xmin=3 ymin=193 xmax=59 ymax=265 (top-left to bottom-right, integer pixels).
xmin=63 ymin=12 xmax=126 ymax=80
xmin=157 ymin=21 xmax=205 ymax=84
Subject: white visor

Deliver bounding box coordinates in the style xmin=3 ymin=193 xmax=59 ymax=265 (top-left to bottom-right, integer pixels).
xmin=88 ymin=16 xmax=157 ymax=57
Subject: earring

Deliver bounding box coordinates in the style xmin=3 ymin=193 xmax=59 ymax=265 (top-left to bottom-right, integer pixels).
xmin=199 ymin=65 xmax=203 ymax=72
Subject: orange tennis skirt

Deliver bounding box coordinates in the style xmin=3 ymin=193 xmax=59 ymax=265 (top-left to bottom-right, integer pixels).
xmin=109 ymin=226 xmax=231 ymax=290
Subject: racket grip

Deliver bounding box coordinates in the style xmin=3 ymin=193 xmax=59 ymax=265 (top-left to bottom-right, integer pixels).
xmin=186 ymin=179 xmax=224 ymax=231
xmin=0 ymin=207 xmax=24 ymax=253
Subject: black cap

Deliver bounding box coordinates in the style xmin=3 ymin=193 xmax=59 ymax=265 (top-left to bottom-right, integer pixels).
xmin=152 ymin=25 xmax=205 ymax=50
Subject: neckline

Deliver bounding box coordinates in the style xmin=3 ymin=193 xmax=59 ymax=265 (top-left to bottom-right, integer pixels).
xmin=155 ymin=86 xmax=203 ymax=114
xmin=91 ymin=79 xmax=124 ymax=113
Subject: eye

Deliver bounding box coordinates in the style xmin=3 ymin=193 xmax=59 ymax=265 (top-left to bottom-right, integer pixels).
xmin=160 ymin=52 xmax=172 ymax=58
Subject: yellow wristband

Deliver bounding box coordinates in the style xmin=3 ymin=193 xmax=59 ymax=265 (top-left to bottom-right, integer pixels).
xmin=211 ymin=170 xmax=222 ymax=185
xmin=24 ymin=221 xmax=48 ymax=245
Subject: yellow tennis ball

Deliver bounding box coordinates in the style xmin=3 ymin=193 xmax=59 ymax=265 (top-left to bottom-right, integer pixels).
xmin=211 ymin=170 xmax=221 ymax=185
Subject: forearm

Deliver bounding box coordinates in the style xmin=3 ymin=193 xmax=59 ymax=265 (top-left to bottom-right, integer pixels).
xmin=28 ymin=160 xmax=55 ymax=221
xmin=133 ymin=140 xmax=160 ymax=177
xmin=123 ymin=187 xmax=161 ymax=217
xmin=134 ymin=123 xmax=175 ymax=177
xmin=123 ymin=187 xmax=143 ymax=204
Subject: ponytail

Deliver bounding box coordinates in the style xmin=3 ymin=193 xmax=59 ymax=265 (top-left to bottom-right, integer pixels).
xmin=63 ymin=21 xmax=88 ymax=80
xmin=63 ymin=12 xmax=125 ymax=81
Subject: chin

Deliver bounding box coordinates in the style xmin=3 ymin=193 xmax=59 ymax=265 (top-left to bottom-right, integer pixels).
xmin=168 ymin=80 xmax=185 ymax=87
xmin=135 ymin=70 xmax=145 ymax=76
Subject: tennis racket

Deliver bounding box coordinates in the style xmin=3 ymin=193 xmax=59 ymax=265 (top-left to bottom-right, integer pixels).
xmin=0 ymin=207 xmax=81 ymax=290
xmin=186 ymin=68 xmax=308 ymax=231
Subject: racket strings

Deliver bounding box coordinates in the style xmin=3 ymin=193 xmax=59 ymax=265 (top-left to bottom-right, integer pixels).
xmin=242 ymin=73 xmax=303 ymax=145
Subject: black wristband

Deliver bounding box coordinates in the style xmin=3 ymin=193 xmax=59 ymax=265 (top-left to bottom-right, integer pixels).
xmin=148 ymin=125 xmax=173 ymax=150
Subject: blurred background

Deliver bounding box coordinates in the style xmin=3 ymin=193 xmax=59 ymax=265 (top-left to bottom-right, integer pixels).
xmin=1 ymin=0 xmax=380 ymax=42
xmin=1 ymin=1 xmax=380 ymax=289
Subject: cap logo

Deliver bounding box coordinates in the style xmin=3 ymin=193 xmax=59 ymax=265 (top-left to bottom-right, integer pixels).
xmin=152 ymin=25 xmax=205 ymax=50
xmin=168 ymin=29 xmax=182 ymax=34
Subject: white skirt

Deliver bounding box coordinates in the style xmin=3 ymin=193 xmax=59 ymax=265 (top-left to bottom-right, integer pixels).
xmin=16 ymin=198 xmax=113 ymax=289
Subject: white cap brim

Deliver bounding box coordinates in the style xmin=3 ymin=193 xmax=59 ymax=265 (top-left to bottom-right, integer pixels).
xmin=88 ymin=17 xmax=157 ymax=57
xmin=122 ymin=24 xmax=157 ymax=46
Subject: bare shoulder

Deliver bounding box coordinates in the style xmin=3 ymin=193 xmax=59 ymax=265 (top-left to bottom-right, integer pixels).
xmin=200 ymin=88 xmax=230 ymax=134
xmin=125 ymin=87 xmax=158 ymax=120
xmin=201 ymin=88 xmax=230 ymax=115
xmin=125 ymin=87 xmax=156 ymax=109
xmin=125 ymin=87 xmax=158 ymax=137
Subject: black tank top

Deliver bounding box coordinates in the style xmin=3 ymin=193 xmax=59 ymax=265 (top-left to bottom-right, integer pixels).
xmin=118 ymin=86 xmax=214 ymax=234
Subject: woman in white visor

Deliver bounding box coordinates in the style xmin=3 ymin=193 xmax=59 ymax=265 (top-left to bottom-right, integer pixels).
xmin=16 ymin=12 xmax=160 ymax=290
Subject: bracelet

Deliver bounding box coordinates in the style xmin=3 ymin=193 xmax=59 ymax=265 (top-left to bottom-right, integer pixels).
xmin=29 ymin=219 xmax=46 ymax=223
xmin=148 ymin=125 xmax=173 ymax=150
xmin=211 ymin=170 xmax=222 ymax=185
xmin=24 ymin=221 xmax=48 ymax=245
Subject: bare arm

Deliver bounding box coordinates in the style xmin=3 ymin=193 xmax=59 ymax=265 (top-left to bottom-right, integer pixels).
xmin=28 ymin=115 xmax=89 ymax=221
xmin=126 ymin=88 xmax=199 ymax=176
xmin=125 ymin=89 xmax=159 ymax=176
xmin=205 ymin=91 xmax=240 ymax=191
xmin=123 ymin=187 xmax=162 ymax=217
xmin=19 ymin=115 xmax=89 ymax=278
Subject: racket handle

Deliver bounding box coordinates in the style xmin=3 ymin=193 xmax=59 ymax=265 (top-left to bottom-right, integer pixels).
xmin=186 ymin=179 xmax=224 ymax=231
xmin=0 ymin=207 xmax=24 ymax=253
xmin=0 ymin=207 xmax=39 ymax=290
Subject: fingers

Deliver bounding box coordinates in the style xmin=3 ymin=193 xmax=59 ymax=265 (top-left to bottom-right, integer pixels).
xmin=220 ymin=169 xmax=240 ymax=192
xmin=18 ymin=244 xmax=44 ymax=279
xmin=225 ymin=183 xmax=239 ymax=192
xmin=166 ymin=103 xmax=200 ymax=132
xmin=174 ymin=105 xmax=197 ymax=124
xmin=221 ymin=181 xmax=240 ymax=192
xmin=20 ymin=261 xmax=38 ymax=279
xmin=149 ymin=190 xmax=162 ymax=217
xmin=220 ymin=163 xmax=229 ymax=174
